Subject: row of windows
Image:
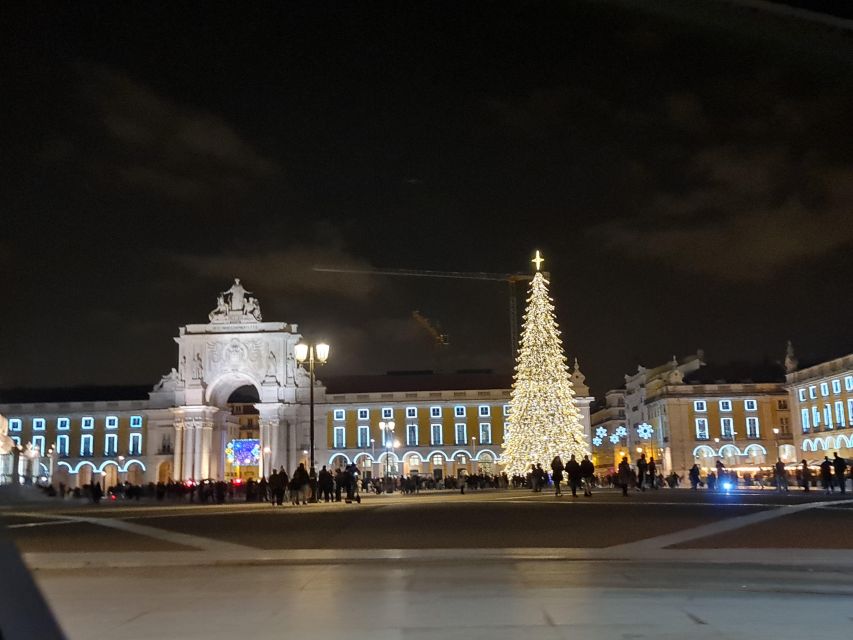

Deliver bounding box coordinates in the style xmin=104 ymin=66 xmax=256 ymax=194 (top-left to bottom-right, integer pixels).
xmin=8 ymin=415 xmax=143 ymax=432
xmin=798 ymin=377 xmax=853 ymax=401
xmin=801 ymin=400 xmax=853 ymax=432
xmin=333 ymin=423 xmax=495 ymax=449
xmin=11 ymin=433 xmax=143 ymax=457
xmin=332 ymin=405 xmax=509 ymax=422
xmin=693 ymin=399 xmax=759 ymax=413
xmin=695 ymin=417 xmax=761 ymax=440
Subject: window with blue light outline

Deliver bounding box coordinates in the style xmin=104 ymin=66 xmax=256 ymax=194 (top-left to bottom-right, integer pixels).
xmin=430 ymin=406 xmax=442 ymax=418
xmin=357 ymin=426 xmax=369 ymax=448
xmin=333 ymin=426 xmax=346 ymax=448
xmin=824 ymin=405 xmax=833 ymax=429
xmin=105 ymin=433 xmax=118 ymax=455
xmin=430 ymin=424 xmax=442 ymax=445
xmin=801 ymin=408 xmax=810 ymax=432
xmin=695 ymin=418 xmax=709 ymax=440
xmin=848 ymin=399 xmax=853 ymax=425
xmin=746 ymin=417 xmax=760 ymax=438
xmin=357 ymin=408 xmax=369 ymax=420
xmin=129 ymin=432 xmax=142 ymax=455
xmin=835 ymin=401 xmax=846 ymax=427
xmin=406 ymin=407 xmax=417 ymax=418
xmin=479 ymin=423 xmax=492 ymax=444
xmin=798 ymin=388 xmax=807 ymax=402
xmin=406 ymin=424 xmax=418 ymax=446
xmin=33 ymin=418 xmax=46 ymax=431
xmin=721 ymin=418 xmax=733 ymax=438
xmin=9 ymin=418 xmax=21 ymax=432
xmin=82 ymin=416 xmax=94 ymax=430
xmin=81 ymin=434 xmax=94 ymax=456
xmin=694 ymin=401 xmax=707 ymax=413
xmin=32 ymin=435 xmax=45 ymax=454
xmin=820 ymin=382 xmax=829 ymax=397
xmin=454 ymin=406 xmax=466 ymax=418
xmin=12 ymin=436 xmax=21 ymax=447
xmin=744 ymin=399 xmax=757 ymax=412
xmin=455 ymin=423 xmax=467 ymax=445
xmin=478 ymin=405 xmax=490 ymax=417
xmin=333 ymin=409 xmax=345 ymax=421
xmin=719 ymin=400 xmax=732 ymax=412
xmin=57 ymin=435 xmax=69 ymax=456
xmin=57 ymin=417 xmax=70 ymax=431
xmin=813 ymin=406 xmax=821 ymax=428
xmin=130 ymin=415 xmax=143 ymax=428
xmin=809 ymin=386 xmax=817 ymax=400
xmin=846 ymin=376 xmax=853 ymax=392
xmin=832 ymin=379 xmax=842 ymax=395
xmin=503 ymin=405 xmax=510 ymax=416
xmin=381 ymin=407 xmax=393 ymax=420
xmin=106 ymin=415 xmax=118 ymax=430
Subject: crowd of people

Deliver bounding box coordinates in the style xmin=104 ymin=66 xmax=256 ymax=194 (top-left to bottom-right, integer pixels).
xmin=34 ymin=450 xmax=852 ymax=504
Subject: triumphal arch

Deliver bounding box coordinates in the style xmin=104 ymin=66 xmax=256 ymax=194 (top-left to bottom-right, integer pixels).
xmin=146 ymin=279 xmax=316 ymax=482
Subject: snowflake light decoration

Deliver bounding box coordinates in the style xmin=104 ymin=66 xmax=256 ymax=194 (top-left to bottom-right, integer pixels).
xmin=595 ymin=426 xmax=608 ymax=438
xmin=592 ymin=436 xmax=603 ymax=447
xmin=609 ymin=434 xmax=620 ymax=444
xmin=636 ymin=423 xmax=654 ymax=439
xmin=615 ymin=426 xmax=628 ymax=437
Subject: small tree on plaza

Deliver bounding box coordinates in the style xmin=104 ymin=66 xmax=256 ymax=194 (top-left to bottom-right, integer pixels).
xmin=502 ymin=251 xmax=588 ymax=476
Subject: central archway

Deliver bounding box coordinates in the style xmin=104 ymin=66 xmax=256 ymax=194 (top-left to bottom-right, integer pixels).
xmin=205 ymin=373 xmax=262 ymax=409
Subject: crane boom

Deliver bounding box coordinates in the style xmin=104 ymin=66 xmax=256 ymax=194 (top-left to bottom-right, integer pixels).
xmin=312 ymin=265 xmax=535 ymax=360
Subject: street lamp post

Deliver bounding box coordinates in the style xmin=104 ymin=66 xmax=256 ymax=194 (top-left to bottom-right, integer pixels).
xmin=379 ymin=421 xmax=395 ymax=491
xmin=294 ymin=341 xmax=330 ymax=478
xmin=772 ymin=428 xmax=780 ymax=461
xmin=370 ymin=438 xmax=376 ymax=478
xmin=471 ymin=437 xmax=477 ymax=474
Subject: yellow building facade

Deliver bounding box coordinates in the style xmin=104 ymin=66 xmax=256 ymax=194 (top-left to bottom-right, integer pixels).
xmin=787 ymin=353 xmax=853 ymax=460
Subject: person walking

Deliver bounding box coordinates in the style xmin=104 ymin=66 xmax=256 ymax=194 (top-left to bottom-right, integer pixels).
xmin=833 ymin=452 xmax=848 ymax=494
xmin=800 ymin=460 xmax=811 ymax=492
xmin=774 ymin=459 xmax=788 ymax=493
xmin=291 ymin=462 xmax=309 ymax=505
xmin=636 ymin=453 xmax=648 ymax=491
xmin=318 ymin=465 xmax=333 ymax=502
xmin=550 ymin=455 xmax=565 ymax=496
xmin=617 ymin=457 xmax=631 ymax=497
xmin=688 ymin=464 xmax=701 ymax=490
xmin=647 ymin=457 xmax=657 ymax=489
xmin=820 ymin=456 xmax=833 ymax=494
xmin=566 ymin=454 xmax=582 ymax=497
xmin=580 ymin=455 xmax=595 ymax=497
xmin=268 ymin=469 xmax=281 ymax=506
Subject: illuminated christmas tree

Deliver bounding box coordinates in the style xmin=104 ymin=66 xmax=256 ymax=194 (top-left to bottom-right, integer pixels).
xmin=502 ymin=251 xmax=588 ymax=475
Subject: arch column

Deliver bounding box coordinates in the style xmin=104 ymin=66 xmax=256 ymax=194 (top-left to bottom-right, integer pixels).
xmin=172 ymin=418 xmax=184 ymax=481
xmin=173 ymin=406 xmax=219 ymax=481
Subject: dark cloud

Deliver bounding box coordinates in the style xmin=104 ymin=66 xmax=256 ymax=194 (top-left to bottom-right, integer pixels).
xmin=594 ymin=146 xmax=853 ymax=280
xmin=175 ymin=244 xmax=380 ymax=300
xmin=43 ymin=63 xmax=279 ymax=202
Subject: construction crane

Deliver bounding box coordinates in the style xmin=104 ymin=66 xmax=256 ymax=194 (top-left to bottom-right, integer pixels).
xmin=312 ymin=265 xmax=536 ymax=360
xmin=412 ymin=310 xmax=450 ymax=348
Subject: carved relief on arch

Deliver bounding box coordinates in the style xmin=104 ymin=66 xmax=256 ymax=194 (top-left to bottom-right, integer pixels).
xmin=207 ymin=338 xmax=264 ymax=376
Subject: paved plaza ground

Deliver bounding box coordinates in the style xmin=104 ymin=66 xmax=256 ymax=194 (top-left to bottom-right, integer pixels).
xmin=4 ymin=488 xmax=853 ymax=639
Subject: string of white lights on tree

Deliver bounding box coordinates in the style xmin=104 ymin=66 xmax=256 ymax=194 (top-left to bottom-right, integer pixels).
xmin=501 ymin=251 xmax=588 ymax=475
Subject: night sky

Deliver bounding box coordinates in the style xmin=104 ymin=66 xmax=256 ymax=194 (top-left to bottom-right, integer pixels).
xmin=4 ymin=1 xmax=853 ymax=394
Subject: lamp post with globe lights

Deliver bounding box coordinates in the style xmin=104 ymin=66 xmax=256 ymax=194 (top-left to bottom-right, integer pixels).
xmin=294 ymin=341 xmax=329 ymax=477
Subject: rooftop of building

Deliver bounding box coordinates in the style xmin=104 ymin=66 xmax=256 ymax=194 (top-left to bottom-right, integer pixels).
xmin=682 ymin=360 xmax=787 ymax=385
xmin=0 ymin=385 xmax=152 ymax=405
xmin=322 ymin=370 xmax=513 ymax=395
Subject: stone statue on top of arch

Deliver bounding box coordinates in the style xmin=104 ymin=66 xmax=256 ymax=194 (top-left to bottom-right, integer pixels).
xmin=223 ymin=278 xmax=251 ymax=311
